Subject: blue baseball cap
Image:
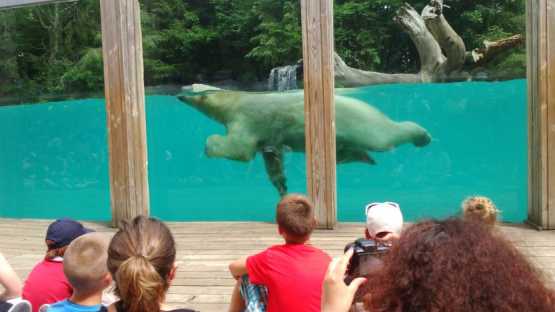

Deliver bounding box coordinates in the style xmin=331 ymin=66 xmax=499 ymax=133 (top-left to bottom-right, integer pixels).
xmin=45 ymin=218 xmax=93 ymax=249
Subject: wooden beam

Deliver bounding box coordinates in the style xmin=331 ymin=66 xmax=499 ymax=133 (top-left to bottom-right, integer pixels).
xmin=546 ymin=0 xmax=555 ymax=229
xmin=301 ymin=0 xmax=336 ymax=229
xmin=0 ymin=0 xmax=76 ymax=10
xmin=527 ymin=0 xmax=555 ymax=229
xmin=100 ymin=0 xmax=149 ymax=226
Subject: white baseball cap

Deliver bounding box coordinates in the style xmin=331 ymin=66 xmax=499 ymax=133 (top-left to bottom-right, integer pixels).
xmin=365 ymin=202 xmax=404 ymax=238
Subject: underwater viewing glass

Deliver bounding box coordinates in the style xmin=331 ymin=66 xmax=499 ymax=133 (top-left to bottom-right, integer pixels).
xmin=141 ymin=0 xmax=307 ymax=221
xmin=0 ymin=0 xmax=528 ymax=223
xmin=334 ymin=0 xmax=527 ymax=223
xmin=0 ymin=0 xmax=110 ymax=220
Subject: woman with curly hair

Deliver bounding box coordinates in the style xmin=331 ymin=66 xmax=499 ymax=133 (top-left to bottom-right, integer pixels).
xmin=322 ymin=218 xmax=555 ymax=312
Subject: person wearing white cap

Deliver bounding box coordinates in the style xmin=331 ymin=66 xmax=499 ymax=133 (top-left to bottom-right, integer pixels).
xmin=364 ymin=202 xmax=404 ymax=243
xmin=339 ymin=202 xmax=404 ymax=312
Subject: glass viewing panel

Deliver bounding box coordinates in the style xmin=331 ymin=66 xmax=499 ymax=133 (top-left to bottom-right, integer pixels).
xmin=333 ymin=0 xmax=527 ymax=222
xmin=0 ymin=0 xmax=527 ymax=223
xmin=141 ymin=0 xmax=307 ymax=220
xmin=0 ymin=0 xmax=110 ymax=220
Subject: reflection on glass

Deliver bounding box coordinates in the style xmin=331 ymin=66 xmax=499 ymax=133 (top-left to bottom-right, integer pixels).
xmin=0 ymin=1 xmax=109 ymax=220
xmin=334 ymin=0 xmax=527 ymax=222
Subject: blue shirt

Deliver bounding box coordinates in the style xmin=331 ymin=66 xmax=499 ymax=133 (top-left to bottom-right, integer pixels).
xmin=47 ymin=299 xmax=104 ymax=312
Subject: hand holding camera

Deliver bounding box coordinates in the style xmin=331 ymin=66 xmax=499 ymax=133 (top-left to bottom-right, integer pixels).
xmin=344 ymin=238 xmax=391 ymax=284
xmin=321 ymin=249 xmax=367 ymax=312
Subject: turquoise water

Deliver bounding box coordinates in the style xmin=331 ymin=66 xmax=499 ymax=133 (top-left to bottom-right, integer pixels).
xmin=0 ymin=80 xmax=527 ymax=222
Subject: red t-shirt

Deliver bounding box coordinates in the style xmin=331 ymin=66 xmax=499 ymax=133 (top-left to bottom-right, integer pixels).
xmin=22 ymin=258 xmax=73 ymax=312
xmin=246 ymin=243 xmax=331 ymax=312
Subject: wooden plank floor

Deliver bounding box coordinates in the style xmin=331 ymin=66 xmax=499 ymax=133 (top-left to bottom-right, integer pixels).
xmin=1 ymin=219 xmax=554 ymax=311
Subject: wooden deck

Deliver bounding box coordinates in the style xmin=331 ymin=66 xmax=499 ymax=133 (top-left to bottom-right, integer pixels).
xmin=1 ymin=219 xmax=554 ymax=311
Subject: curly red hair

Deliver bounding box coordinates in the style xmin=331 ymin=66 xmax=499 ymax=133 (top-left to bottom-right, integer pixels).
xmin=363 ymin=218 xmax=555 ymax=312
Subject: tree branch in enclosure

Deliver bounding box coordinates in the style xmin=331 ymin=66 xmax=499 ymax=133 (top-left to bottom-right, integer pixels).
xmin=421 ymin=0 xmax=466 ymax=73
xmin=465 ymin=34 xmax=523 ymax=66
xmin=333 ymin=0 xmax=523 ymax=87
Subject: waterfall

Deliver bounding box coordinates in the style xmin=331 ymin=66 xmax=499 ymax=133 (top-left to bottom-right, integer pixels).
xmin=268 ymin=65 xmax=298 ymax=91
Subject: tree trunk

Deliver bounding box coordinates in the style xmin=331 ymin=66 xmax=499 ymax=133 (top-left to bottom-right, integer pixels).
xmin=334 ymin=52 xmax=422 ymax=87
xmin=421 ymin=0 xmax=466 ymax=73
xmin=395 ymin=3 xmax=445 ymax=79
xmin=331 ymin=0 xmax=523 ymax=87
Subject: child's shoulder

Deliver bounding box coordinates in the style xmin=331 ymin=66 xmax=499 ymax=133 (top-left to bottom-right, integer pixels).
xmin=48 ymin=300 xmax=103 ymax=312
xmin=30 ymin=258 xmax=64 ymax=273
xmin=270 ymin=243 xmax=327 ymax=254
xmin=45 ymin=299 xmax=68 ymax=312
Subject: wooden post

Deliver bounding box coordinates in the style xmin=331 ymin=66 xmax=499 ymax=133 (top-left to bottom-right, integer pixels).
xmin=527 ymin=0 xmax=555 ymax=229
xmin=301 ymin=0 xmax=336 ymax=229
xmin=100 ymin=0 xmax=149 ymax=226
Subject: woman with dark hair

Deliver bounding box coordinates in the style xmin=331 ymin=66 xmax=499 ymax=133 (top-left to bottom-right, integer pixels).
xmin=322 ymin=218 xmax=555 ymax=312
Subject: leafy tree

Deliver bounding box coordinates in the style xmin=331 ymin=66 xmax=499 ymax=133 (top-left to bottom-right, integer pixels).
xmin=246 ymin=1 xmax=302 ymax=67
xmin=0 ymin=0 xmax=526 ymax=103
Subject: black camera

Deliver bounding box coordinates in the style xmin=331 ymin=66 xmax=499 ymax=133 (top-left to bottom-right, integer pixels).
xmin=344 ymin=238 xmax=391 ymax=283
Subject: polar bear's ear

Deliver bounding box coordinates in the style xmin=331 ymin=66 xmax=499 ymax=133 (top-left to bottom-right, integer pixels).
xmin=192 ymin=84 xmax=223 ymax=93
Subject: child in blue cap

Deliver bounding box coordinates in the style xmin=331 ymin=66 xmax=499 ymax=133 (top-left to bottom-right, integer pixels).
xmin=22 ymin=219 xmax=92 ymax=312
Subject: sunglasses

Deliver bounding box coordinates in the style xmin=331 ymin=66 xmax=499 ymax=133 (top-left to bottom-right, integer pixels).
xmin=365 ymin=201 xmax=400 ymax=216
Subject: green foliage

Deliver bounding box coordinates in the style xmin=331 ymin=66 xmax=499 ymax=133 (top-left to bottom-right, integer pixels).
xmin=0 ymin=0 xmax=526 ymax=102
xmin=61 ymin=48 xmax=103 ymax=92
xmin=481 ymin=48 xmax=527 ymax=79
xmin=0 ymin=0 xmax=101 ymax=101
xmin=449 ymin=0 xmax=525 ymax=49
xmin=0 ymin=12 xmax=20 ymax=97
xmin=335 ymin=0 xmax=404 ymax=71
xmin=246 ymin=1 xmax=302 ymax=66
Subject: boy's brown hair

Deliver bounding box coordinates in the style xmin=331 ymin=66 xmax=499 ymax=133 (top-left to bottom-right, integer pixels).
xmin=276 ymin=194 xmax=316 ymax=243
xmin=63 ymin=232 xmax=111 ymax=293
xmin=45 ymin=244 xmax=68 ymax=259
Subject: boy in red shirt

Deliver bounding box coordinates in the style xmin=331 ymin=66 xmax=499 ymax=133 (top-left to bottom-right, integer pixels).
xmin=228 ymin=194 xmax=331 ymax=312
xmin=22 ymin=219 xmax=92 ymax=312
